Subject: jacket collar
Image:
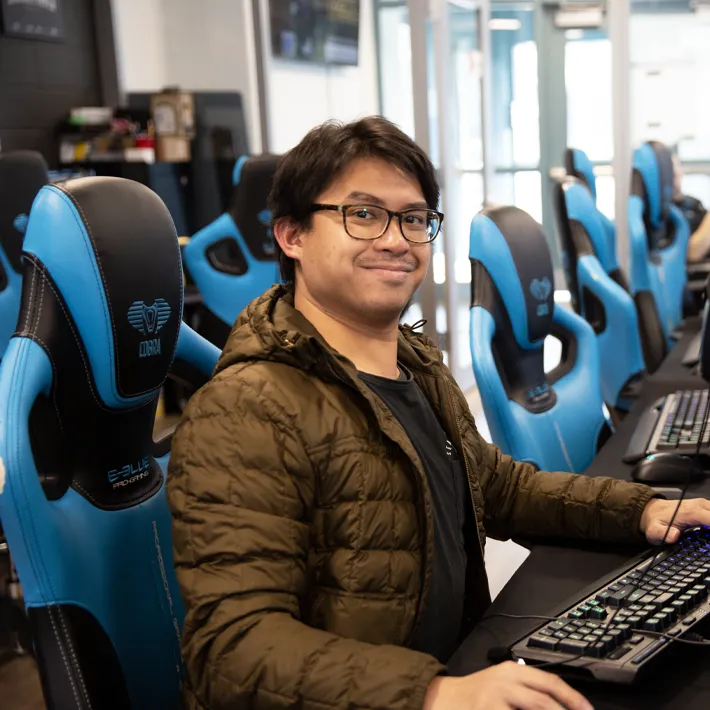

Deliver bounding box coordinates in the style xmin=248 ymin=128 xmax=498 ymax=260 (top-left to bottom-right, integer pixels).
xmin=214 ymin=285 xmax=445 ymax=386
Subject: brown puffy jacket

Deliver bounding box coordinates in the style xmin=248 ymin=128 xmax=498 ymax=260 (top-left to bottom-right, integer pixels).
xmin=167 ymin=285 xmax=656 ymax=710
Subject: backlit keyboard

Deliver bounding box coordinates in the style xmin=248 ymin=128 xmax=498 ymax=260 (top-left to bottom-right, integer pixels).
xmin=623 ymin=389 xmax=710 ymax=463
xmin=511 ymin=526 xmax=710 ymax=683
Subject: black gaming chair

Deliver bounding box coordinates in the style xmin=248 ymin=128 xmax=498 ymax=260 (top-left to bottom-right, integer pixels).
xmin=0 ymin=151 xmax=49 ymax=360
xmin=469 ymin=206 xmax=612 ymax=472
xmin=554 ymin=177 xmax=647 ymax=401
xmin=0 ymin=176 xmax=220 ymax=708
xmin=182 ymin=155 xmax=281 ymax=348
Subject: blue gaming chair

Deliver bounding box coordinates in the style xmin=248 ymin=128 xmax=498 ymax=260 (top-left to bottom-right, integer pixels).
xmin=182 ymin=154 xmax=280 ymax=349
xmin=564 ymin=148 xmax=627 ymax=291
xmin=554 ymin=177 xmax=647 ymax=406
xmin=628 ymin=140 xmax=690 ymax=349
xmin=0 ymin=176 xmax=219 ymax=709
xmin=470 ymin=206 xmax=611 ymax=473
xmin=0 ymin=151 xmax=49 ymax=360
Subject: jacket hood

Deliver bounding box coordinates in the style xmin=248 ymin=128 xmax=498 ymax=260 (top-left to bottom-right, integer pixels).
xmin=214 ymin=285 xmax=444 ymax=383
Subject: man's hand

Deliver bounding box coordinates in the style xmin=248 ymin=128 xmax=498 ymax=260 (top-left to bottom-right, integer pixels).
xmin=423 ymin=662 xmax=593 ymax=710
xmin=640 ymin=497 xmax=710 ymax=545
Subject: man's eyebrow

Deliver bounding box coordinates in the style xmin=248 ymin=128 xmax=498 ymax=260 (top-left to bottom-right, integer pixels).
xmin=345 ymin=191 xmax=386 ymax=205
xmin=345 ymin=192 xmax=429 ymax=210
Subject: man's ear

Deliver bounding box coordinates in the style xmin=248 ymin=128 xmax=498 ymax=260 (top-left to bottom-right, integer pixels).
xmin=274 ymin=218 xmax=304 ymax=261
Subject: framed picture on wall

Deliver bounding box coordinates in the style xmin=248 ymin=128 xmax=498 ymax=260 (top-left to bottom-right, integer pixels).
xmin=1 ymin=0 xmax=65 ymax=42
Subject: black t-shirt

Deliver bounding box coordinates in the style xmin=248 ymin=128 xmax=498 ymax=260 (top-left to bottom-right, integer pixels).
xmin=359 ymin=364 xmax=468 ymax=663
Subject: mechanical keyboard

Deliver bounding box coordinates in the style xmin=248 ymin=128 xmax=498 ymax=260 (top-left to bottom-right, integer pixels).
xmin=511 ymin=526 xmax=710 ymax=683
xmin=623 ymin=389 xmax=710 ymax=463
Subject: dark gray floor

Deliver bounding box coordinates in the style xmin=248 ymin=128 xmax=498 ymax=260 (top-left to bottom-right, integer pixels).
xmin=0 ymin=655 xmax=44 ymax=709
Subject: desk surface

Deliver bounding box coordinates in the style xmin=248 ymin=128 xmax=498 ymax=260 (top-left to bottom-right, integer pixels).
xmin=450 ymin=319 xmax=710 ymax=709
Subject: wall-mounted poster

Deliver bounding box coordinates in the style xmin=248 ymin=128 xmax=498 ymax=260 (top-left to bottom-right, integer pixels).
xmin=1 ymin=0 xmax=65 ymax=42
xmin=269 ymin=0 xmax=359 ymax=66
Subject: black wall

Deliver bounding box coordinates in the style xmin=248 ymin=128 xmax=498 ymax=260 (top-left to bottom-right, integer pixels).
xmin=0 ymin=0 xmax=114 ymax=166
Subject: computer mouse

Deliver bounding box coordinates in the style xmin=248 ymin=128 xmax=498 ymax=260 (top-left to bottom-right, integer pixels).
xmin=631 ymin=452 xmax=707 ymax=485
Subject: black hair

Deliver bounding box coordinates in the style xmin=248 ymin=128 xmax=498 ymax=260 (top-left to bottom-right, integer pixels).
xmin=268 ymin=116 xmax=440 ymax=284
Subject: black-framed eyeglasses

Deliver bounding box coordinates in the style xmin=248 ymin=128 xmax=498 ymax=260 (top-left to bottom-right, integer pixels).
xmin=311 ymin=203 xmax=443 ymax=244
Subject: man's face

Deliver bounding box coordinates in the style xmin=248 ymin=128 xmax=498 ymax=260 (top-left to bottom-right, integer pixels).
xmin=287 ymin=157 xmax=433 ymax=327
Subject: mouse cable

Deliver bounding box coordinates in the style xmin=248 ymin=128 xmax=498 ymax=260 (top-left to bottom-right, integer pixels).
xmin=490 ymin=390 xmax=710 ymax=671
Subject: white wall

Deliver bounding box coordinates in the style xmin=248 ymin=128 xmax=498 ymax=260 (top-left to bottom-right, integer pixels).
xmin=111 ymin=0 xmax=167 ymax=94
xmin=261 ymin=0 xmax=380 ymax=153
xmin=630 ymin=12 xmax=710 ymax=160
xmin=110 ymin=0 xmax=261 ymax=151
xmin=111 ymin=0 xmax=380 ymax=155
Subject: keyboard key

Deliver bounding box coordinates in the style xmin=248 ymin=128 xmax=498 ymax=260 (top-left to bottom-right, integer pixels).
xmin=568 ymin=633 xmax=584 ymax=641
xmin=628 ymin=604 xmax=643 ymax=613
xmin=615 ymin=623 xmax=632 ymax=639
xmin=609 ymin=585 xmax=636 ymax=606
xmin=589 ymin=607 xmax=608 ymax=620
xmin=651 ymin=611 xmax=668 ymax=625
xmin=687 ymin=588 xmax=706 ymax=605
xmin=553 ymin=631 xmax=568 ymax=640
xmin=608 ymin=644 xmax=633 ymax=661
xmin=578 ymin=604 xmax=592 ymax=616
xmin=627 ymin=590 xmax=647 ymax=604
xmin=652 ymin=592 xmax=674 ymax=607
xmin=539 ymin=628 xmax=555 ymax=637
xmin=629 ymin=634 xmax=644 ymax=645
xmin=568 ymin=610 xmax=585 ymax=620
xmin=558 ymin=639 xmax=589 ymax=655
xmin=548 ymin=621 xmax=566 ymax=631
xmin=600 ymin=634 xmax=618 ymax=653
xmin=595 ymin=590 xmax=612 ymax=604
xmin=626 ymin=615 xmax=643 ymax=629
xmin=644 ymin=617 xmax=663 ymax=632
xmin=583 ymin=634 xmax=598 ymax=644
xmin=585 ymin=642 xmax=606 ymax=658
xmin=682 ymin=616 xmax=697 ymax=626
xmin=528 ymin=635 xmax=559 ymax=651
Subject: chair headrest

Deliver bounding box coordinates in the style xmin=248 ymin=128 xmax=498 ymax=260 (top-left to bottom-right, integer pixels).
xmin=229 ymin=154 xmax=280 ymax=260
xmin=0 ymin=151 xmax=49 ymax=272
xmin=633 ymin=140 xmax=675 ymax=230
xmin=556 ymin=176 xmax=611 ymax=270
xmin=21 ymin=177 xmax=183 ymax=407
xmin=565 ymin=148 xmax=596 ymax=202
xmin=470 ymin=205 xmax=554 ymax=349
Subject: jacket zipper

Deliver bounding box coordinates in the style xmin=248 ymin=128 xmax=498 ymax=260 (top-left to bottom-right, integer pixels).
xmin=326 ymin=360 xmax=430 ymax=645
xmin=446 ymin=378 xmax=485 ymax=564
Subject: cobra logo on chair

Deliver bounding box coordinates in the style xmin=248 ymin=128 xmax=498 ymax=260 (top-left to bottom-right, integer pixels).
xmin=530 ymin=276 xmax=552 ymax=316
xmin=128 ymin=298 xmax=171 ymax=358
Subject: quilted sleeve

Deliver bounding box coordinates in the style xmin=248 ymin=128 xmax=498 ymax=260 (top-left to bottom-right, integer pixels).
xmin=167 ymin=367 xmax=444 ymax=710
xmin=475 ymin=437 xmax=657 ymax=544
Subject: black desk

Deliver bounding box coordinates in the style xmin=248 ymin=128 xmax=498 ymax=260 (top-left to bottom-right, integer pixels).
xmin=450 ymin=320 xmax=710 ymax=708
xmin=647 ymin=316 xmax=703 ymax=389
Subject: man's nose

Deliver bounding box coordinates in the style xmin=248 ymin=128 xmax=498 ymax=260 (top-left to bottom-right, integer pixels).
xmin=374 ymin=217 xmax=409 ymax=252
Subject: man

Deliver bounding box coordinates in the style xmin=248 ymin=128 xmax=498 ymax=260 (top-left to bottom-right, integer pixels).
xmin=167 ymin=117 xmax=710 ymax=710
xmin=673 ymin=154 xmax=710 ymax=263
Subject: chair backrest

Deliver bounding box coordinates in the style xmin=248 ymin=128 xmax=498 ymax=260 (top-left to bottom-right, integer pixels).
xmin=628 ymin=140 xmax=690 ymax=347
xmin=469 ymin=205 xmax=611 ymax=472
xmin=183 ymin=154 xmax=281 ymax=348
xmin=565 ymin=148 xmax=597 ymax=202
xmin=0 ymin=151 xmax=48 ymax=360
xmin=554 ymin=177 xmax=646 ymax=405
xmin=564 ymin=147 xmax=626 ymax=290
xmin=0 ymin=177 xmax=219 ymax=709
